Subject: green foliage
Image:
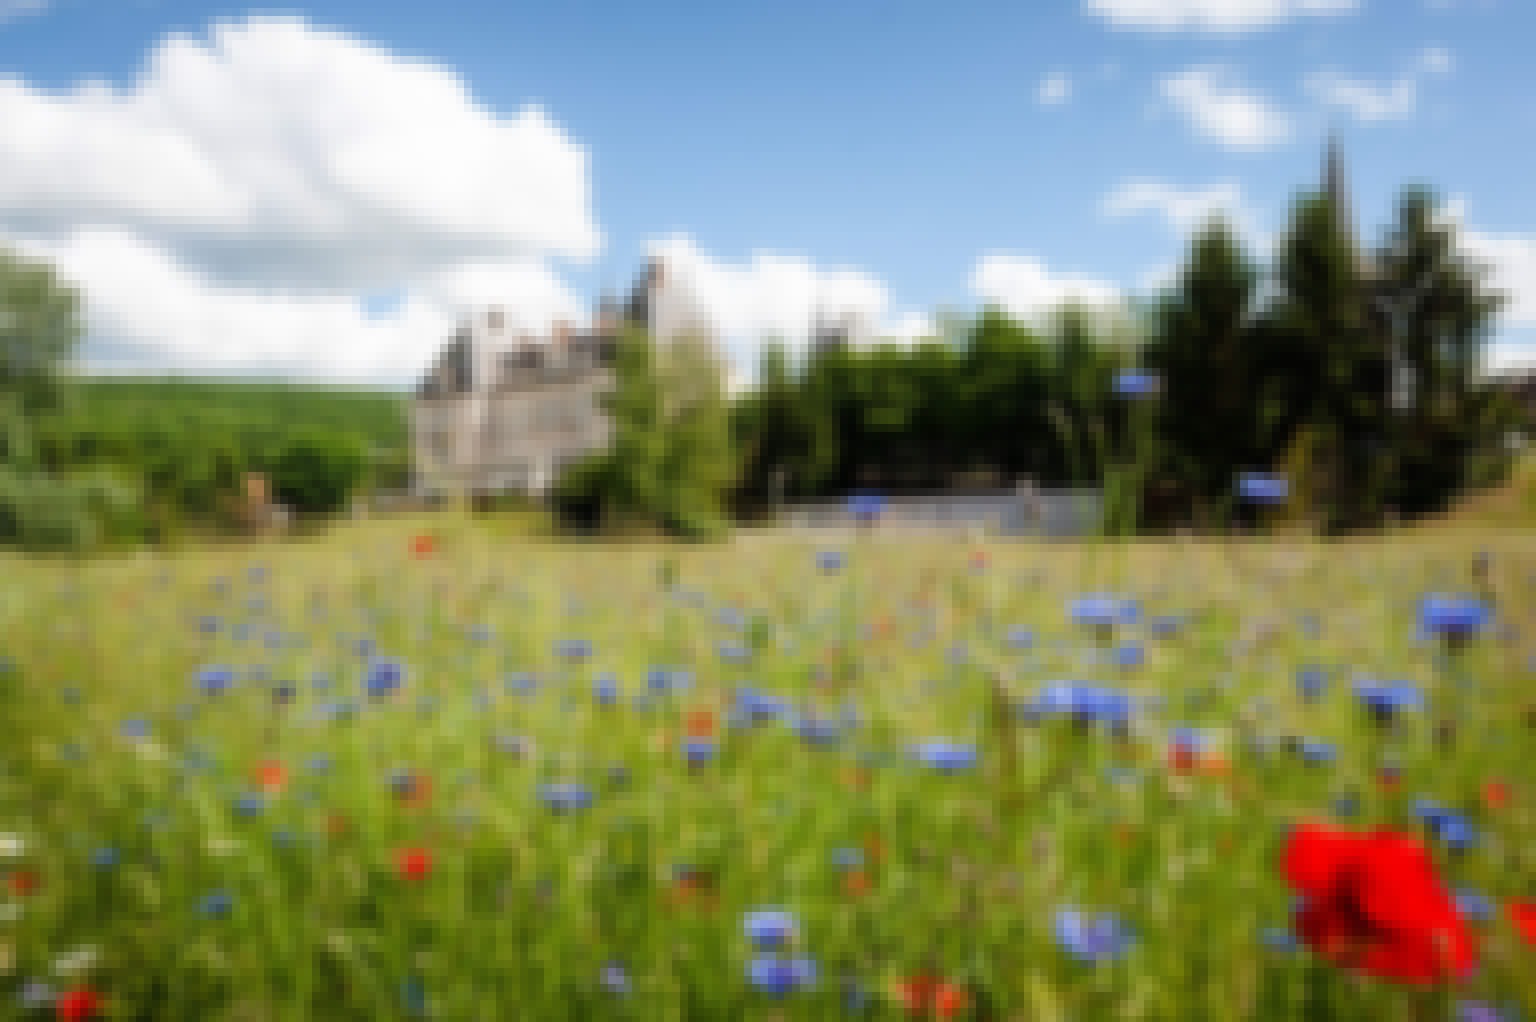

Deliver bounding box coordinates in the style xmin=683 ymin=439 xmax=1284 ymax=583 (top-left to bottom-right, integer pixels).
xmin=270 ymin=427 xmax=369 ymax=515
xmin=0 ymin=244 xmax=83 ymax=415
xmin=553 ymin=327 xmax=734 ymax=540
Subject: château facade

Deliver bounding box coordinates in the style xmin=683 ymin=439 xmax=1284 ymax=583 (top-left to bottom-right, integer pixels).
xmin=411 ymin=259 xmax=720 ymax=498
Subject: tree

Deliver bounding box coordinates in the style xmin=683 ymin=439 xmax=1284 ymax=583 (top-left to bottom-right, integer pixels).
xmin=0 ymin=245 xmax=83 ymax=415
xmin=1373 ymin=186 xmax=1513 ymax=516
xmin=1141 ymin=217 xmax=1263 ymax=524
xmin=269 ymin=428 xmax=368 ymax=516
xmin=1265 ymin=192 xmax=1391 ymax=533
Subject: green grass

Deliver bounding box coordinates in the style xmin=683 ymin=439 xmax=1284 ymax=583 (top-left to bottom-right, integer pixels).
xmin=1 ymin=520 xmax=1533 ymax=1020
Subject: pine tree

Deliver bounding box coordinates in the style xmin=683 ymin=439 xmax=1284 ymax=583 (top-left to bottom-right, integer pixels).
xmin=1142 ymin=217 xmax=1261 ymax=524
xmin=1266 ymin=192 xmax=1391 ymax=533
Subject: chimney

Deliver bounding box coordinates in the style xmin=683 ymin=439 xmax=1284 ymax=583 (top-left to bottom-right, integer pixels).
xmin=553 ymin=320 xmax=572 ymax=345
xmin=486 ymin=307 xmax=505 ymax=332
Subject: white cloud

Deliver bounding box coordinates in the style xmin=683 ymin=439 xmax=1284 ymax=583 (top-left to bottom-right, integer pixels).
xmin=1303 ymin=70 xmax=1418 ymax=122
xmin=1037 ymin=72 xmax=1073 ymax=107
xmin=1464 ymin=230 xmax=1536 ymax=329
xmin=969 ymin=253 xmax=1122 ymax=321
xmin=1160 ymin=67 xmax=1294 ymax=150
xmin=0 ymin=16 xmax=602 ymax=382
xmin=0 ymin=0 xmax=47 ymax=26
xmin=1302 ymin=48 xmax=1454 ymax=124
xmin=640 ymin=235 xmax=932 ymax=379
xmin=1085 ymin=0 xmax=1358 ymax=35
xmin=1101 ymin=179 xmax=1255 ymax=238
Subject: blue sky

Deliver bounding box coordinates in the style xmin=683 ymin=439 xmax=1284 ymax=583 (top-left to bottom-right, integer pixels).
xmin=0 ymin=0 xmax=1531 ymax=386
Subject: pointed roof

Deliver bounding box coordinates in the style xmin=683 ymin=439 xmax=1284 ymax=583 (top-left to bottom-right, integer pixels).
xmin=1324 ymin=131 xmax=1354 ymax=246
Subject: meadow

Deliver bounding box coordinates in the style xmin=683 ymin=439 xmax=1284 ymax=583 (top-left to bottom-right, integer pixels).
xmin=1 ymin=518 xmax=1534 ymax=1021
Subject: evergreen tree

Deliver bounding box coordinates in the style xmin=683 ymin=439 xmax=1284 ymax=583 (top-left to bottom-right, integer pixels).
xmin=1374 ymin=186 xmax=1513 ymax=515
xmin=1141 ymin=217 xmax=1262 ymax=524
xmin=1265 ymin=192 xmax=1391 ymax=533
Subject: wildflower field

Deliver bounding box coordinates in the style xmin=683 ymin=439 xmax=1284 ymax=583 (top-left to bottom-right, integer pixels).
xmin=2 ymin=521 xmax=1535 ymax=1021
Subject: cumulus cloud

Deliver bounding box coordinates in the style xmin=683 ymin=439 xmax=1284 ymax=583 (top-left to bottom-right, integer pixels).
xmin=1160 ymin=67 xmax=1294 ymax=150
xmin=1101 ymin=179 xmax=1256 ymax=239
xmin=1037 ymin=72 xmax=1073 ymax=107
xmin=969 ymin=253 xmax=1122 ymax=321
xmin=643 ymin=235 xmax=929 ymax=357
xmin=0 ymin=16 xmax=602 ymax=382
xmin=1085 ymin=0 xmax=1358 ymax=35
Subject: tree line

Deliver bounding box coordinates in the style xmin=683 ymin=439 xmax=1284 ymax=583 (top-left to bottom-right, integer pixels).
xmin=724 ymin=184 xmax=1519 ymax=535
xmin=1 ymin=176 xmax=1521 ymax=550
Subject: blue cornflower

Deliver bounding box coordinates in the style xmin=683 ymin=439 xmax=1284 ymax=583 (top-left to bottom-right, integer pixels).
xmin=747 ymin=955 xmax=817 ymax=996
xmin=91 ymin=847 xmax=120 ymax=870
xmin=737 ymin=688 xmax=789 ymax=722
xmin=718 ymin=642 xmax=751 ymax=664
xmin=682 ymin=738 xmax=716 ymax=766
xmin=847 ymin=491 xmax=884 ymax=523
xmin=744 ymin=909 xmax=798 ymax=949
xmin=1070 ymin=595 xmax=1136 ymax=630
xmin=18 ymin=980 xmax=55 ymax=1008
xmin=1296 ymin=739 xmax=1335 ymax=765
xmin=594 ymin=675 xmax=619 ymax=705
xmin=271 ymin=683 xmax=297 ymax=705
xmin=912 ymin=740 xmax=978 ymax=773
xmin=1031 ymin=682 xmax=1136 ymax=726
xmin=364 ymin=658 xmax=406 ymax=699
xmin=1353 ymin=680 xmax=1424 ymax=721
xmin=1260 ymin=927 xmax=1298 ymax=953
xmin=1148 ymin=615 xmax=1182 ymax=638
xmin=307 ymin=756 xmax=331 ymax=773
xmin=1236 ymin=472 xmax=1288 ymax=505
xmin=505 ymin=672 xmax=537 ymax=696
xmin=1419 ymin=594 xmax=1491 ymax=642
xmin=832 ymin=847 xmax=864 ymax=870
xmin=196 ymin=666 xmax=236 ymax=696
xmin=554 ymin=638 xmax=593 ymax=661
xmin=1113 ymin=369 xmax=1160 ymax=398
xmin=232 ymin=793 xmax=265 ymax=817
xmin=817 ymin=551 xmax=845 ymax=574
xmin=1455 ymin=889 xmax=1496 ymax=924
xmin=1297 ymin=666 xmax=1327 ymax=702
xmin=1055 ymin=907 xmax=1135 ymax=963
xmin=797 ymin=716 xmax=841 ymax=746
xmin=1457 ymin=1002 xmax=1511 ymax=1022
xmin=197 ymin=615 xmax=223 ymax=635
xmin=201 ymin=885 xmax=233 ymax=915
xmin=601 ymin=962 xmax=632 ymax=996
xmin=539 ymin=782 xmax=593 ymax=813
xmin=1112 ymin=643 xmax=1144 ymax=669
xmin=119 ymin=719 xmax=151 ymax=740
xmin=1333 ymin=792 xmax=1360 ymax=818
xmin=1005 ymin=626 xmax=1035 ymax=650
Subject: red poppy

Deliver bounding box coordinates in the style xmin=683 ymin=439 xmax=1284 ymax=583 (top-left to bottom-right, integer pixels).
xmin=969 ymin=551 xmax=988 ymax=571
xmin=396 ymin=774 xmax=433 ymax=809
xmin=6 ymin=870 xmax=38 ymax=896
xmin=1483 ymin=780 xmax=1511 ymax=811
xmin=844 ymin=869 xmax=871 ymax=897
xmin=1282 ymin=822 xmax=1477 ymax=984
xmin=325 ymin=813 xmax=349 ymax=837
xmin=56 ymin=988 xmax=101 ymax=1022
xmin=667 ymin=873 xmax=719 ymax=912
xmin=410 ymin=534 xmax=436 ymax=558
xmin=1508 ymin=900 xmax=1536 ymax=946
xmin=396 ymin=847 xmax=433 ymax=881
xmin=1168 ymin=744 xmax=1198 ymax=773
xmin=895 ymin=976 xmax=968 ymax=1019
xmin=253 ymin=761 xmax=287 ymax=793
xmin=684 ymin=709 xmax=716 ymax=739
